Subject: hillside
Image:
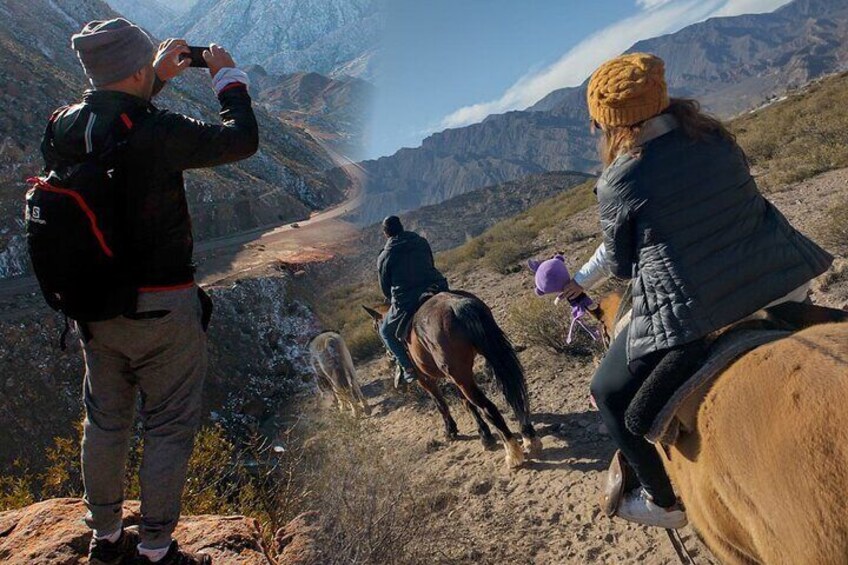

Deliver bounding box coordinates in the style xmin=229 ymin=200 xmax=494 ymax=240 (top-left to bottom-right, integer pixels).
xmin=170 ymin=0 xmax=382 ymax=80
xmin=358 ymin=0 xmax=848 ymax=224
xmin=339 ymin=164 xmax=848 ymax=564
xmin=248 ymin=67 xmax=374 ymax=159
xmin=0 ymin=0 xmax=348 ymax=278
xmin=359 ymin=170 xmax=594 ymax=256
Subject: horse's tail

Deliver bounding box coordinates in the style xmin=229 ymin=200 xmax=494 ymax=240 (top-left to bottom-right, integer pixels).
xmin=449 ymin=293 xmax=532 ymax=433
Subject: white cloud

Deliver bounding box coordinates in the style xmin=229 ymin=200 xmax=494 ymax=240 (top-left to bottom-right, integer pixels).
xmin=438 ymin=0 xmax=792 ymax=130
xmin=637 ymin=0 xmax=676 ymax=10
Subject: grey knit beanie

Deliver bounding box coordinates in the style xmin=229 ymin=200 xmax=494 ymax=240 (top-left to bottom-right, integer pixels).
xmin=71 ymin=18 xmax=156 ymax=87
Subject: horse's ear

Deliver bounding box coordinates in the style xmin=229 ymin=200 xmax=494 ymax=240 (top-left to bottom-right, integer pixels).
xmin=554 ymin=254 xmax=565 ymax=262
xmin=361 ymin=305 xmax=383 ymax=321
xmin=527 ymin=259 xmax=541 ymax=273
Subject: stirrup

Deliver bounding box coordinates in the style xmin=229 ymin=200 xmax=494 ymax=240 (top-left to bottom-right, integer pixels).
xmin=602 ymin=450 xmax=629 ymax=517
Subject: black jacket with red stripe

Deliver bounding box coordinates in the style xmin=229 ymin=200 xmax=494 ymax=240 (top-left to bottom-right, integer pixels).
xmin=40 ymin=81 xmax=258 ymax=289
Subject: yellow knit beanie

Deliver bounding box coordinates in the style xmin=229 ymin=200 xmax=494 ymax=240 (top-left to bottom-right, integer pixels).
xmin=587 ymin=53 xmax=669 ymax=127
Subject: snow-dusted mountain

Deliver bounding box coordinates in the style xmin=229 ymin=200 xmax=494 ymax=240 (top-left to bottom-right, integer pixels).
xmin=170 ymin=0 xmax=381 ymax=80
xmin=105 ymin=0 xmax=176 ymax=33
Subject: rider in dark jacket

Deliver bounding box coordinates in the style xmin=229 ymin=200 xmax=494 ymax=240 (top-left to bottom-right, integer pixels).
xmin=377 ymin=216 xmax=448 ymax=386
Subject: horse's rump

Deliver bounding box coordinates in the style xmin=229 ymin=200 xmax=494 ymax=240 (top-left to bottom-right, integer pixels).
xmin=669 ymin=322 xmax=848 ymax=564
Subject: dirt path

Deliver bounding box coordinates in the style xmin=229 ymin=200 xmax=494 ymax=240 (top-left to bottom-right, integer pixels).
xmin=318 ymin=167 xmax=848 ymax=564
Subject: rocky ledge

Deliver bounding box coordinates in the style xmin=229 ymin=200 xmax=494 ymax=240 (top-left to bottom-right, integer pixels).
xmin=0 ymin=499 xmax=319 ymax=564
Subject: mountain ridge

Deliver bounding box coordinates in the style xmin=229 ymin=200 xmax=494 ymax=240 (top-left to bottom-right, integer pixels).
xmin=359 ymin=0 xmax=848 ymax=224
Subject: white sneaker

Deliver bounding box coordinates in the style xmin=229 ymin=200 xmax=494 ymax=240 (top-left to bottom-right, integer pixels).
xmin=616 ymin=488 xmax=688 ymax=529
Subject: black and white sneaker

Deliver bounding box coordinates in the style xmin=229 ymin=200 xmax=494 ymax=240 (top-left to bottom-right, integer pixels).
xmin=617 ymin=488 xmax=688 ymax=529
xmin=135 ymin=541 xmax=212 ymax=564
xmin=89 ymin=528 xmax=139 ymax=565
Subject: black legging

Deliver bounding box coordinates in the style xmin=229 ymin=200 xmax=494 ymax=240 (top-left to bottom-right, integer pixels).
xmin=590 ymin=325 xmax=677 ymax=508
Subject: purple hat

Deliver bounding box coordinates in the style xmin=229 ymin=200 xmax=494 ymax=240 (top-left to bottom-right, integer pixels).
xmin=528 ymin=254 xmax=599 ymax=344
xmin=528 ymin=254 xmax=571 ymax=296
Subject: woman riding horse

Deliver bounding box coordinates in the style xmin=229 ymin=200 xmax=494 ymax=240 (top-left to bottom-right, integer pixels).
xmin=560 ymin=53 xmax=833 ymax=528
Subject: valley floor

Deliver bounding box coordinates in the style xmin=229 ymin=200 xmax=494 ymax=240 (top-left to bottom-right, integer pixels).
xmin=300 ymin=167 xmax=848 ymax=564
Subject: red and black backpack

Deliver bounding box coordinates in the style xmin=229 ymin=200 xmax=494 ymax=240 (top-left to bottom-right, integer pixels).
xmin=25 ymin=106 xmax=145 ymax=323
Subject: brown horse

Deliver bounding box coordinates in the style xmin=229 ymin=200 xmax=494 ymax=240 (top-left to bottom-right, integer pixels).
xmin=593 ymin=292 xmax=848 ymax=564
xmin=363 ymin=291 xmax=541 ymax=469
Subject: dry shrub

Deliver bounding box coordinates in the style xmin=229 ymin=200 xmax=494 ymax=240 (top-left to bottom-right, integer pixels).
xmin=507 ymin=294 xmax=598 ymax=357
xmin=0 ymin=413 xmax=472 ymax=563
xmin=306 ymin=413 xmax=468 ymax=564
xmin=821 ymin=200 xmax=848 ymax=254
xmin=0 ymin=424 xmax=312 ymax=542
xmin=0 ymin=462 xmax=35 ymax=511
xmin=820 ymin=260 xmax=848 ymax=291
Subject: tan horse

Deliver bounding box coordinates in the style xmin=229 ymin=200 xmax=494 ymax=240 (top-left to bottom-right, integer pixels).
xmin=593 ymin=293 xmax=848 ymax=564
xmin=309 ymin=331 xmax=371 ymax=416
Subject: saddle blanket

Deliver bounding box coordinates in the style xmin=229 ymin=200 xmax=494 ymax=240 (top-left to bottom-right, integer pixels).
xmin=646 ymin=328 xmax=790 ymax=445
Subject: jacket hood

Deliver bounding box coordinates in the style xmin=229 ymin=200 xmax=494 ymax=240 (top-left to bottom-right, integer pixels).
xmin=383 ymin=230 xmax=420 ymax=251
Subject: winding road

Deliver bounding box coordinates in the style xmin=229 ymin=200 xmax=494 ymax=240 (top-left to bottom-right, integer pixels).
xmin=0 ymin=153 xmax=366 ymax=304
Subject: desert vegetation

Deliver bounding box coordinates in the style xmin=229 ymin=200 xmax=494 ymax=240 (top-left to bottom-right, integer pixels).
xmin=732 ymin=72 xmax=848 ymax=190
xmin=0 ymin=413 xmax=466 ymax=563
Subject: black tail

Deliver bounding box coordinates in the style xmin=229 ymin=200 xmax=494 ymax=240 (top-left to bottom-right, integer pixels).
xmin=449 ymin=292 xmax=532 ymax=433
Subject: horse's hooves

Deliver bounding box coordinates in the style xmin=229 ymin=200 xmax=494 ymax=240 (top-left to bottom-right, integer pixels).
xmin=481 ymin=436 xmax=499 ymax=451
xmin=523 ymin=436 xmax=543 ymax=459
xmin=506 ymin=441 xmax=526 ymax=470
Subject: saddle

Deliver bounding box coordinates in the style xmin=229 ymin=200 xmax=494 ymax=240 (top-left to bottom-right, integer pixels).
xmin=395 ymin=284 xmax=449 ymax=342
xmin=628 ymin=302 xmax=848 ymax=446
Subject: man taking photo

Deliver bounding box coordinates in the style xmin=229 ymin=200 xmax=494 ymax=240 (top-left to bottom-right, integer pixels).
xmin=35 ymin=18 xmax=258 ymax=565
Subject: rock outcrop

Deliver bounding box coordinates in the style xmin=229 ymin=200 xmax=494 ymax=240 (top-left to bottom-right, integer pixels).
xmin=0 ymin=498 xmax=320 ymax=564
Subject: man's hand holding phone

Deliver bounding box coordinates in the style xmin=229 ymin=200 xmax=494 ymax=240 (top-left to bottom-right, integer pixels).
xmin=203 ymin=44 xmax=236 ymax=78
xmin=154 ymin=39 xmax=191 ymax=82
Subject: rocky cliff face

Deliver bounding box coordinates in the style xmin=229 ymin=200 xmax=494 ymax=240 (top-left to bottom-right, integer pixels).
xmin=171 ymin=0 xmax=382 ymax=81
xmin=360 ymin=0 xmax=848 ymax=224
xmin=0 ymin=499 xmax=319 ymax=564
xmin=248 ymin=67 xmax=374 ymax=160
xmin=105 ymin=0 xmax=176 ymax=33
xmin=0 ymin=270 xmax=319 ymax=474
xmin=0 ymin=0 xmax=346 ymax=278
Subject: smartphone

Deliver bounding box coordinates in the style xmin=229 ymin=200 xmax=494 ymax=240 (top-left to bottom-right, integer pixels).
xmin=182 ymin=46 xmax=209 ymax=68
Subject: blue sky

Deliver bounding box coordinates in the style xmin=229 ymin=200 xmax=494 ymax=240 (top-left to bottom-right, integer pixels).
xmin=367 ymin=0 xmax=792 ymax=159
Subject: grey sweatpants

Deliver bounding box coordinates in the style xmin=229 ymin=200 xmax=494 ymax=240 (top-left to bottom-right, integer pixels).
xmin=80 ymin=287 xmax=208 ymax=549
